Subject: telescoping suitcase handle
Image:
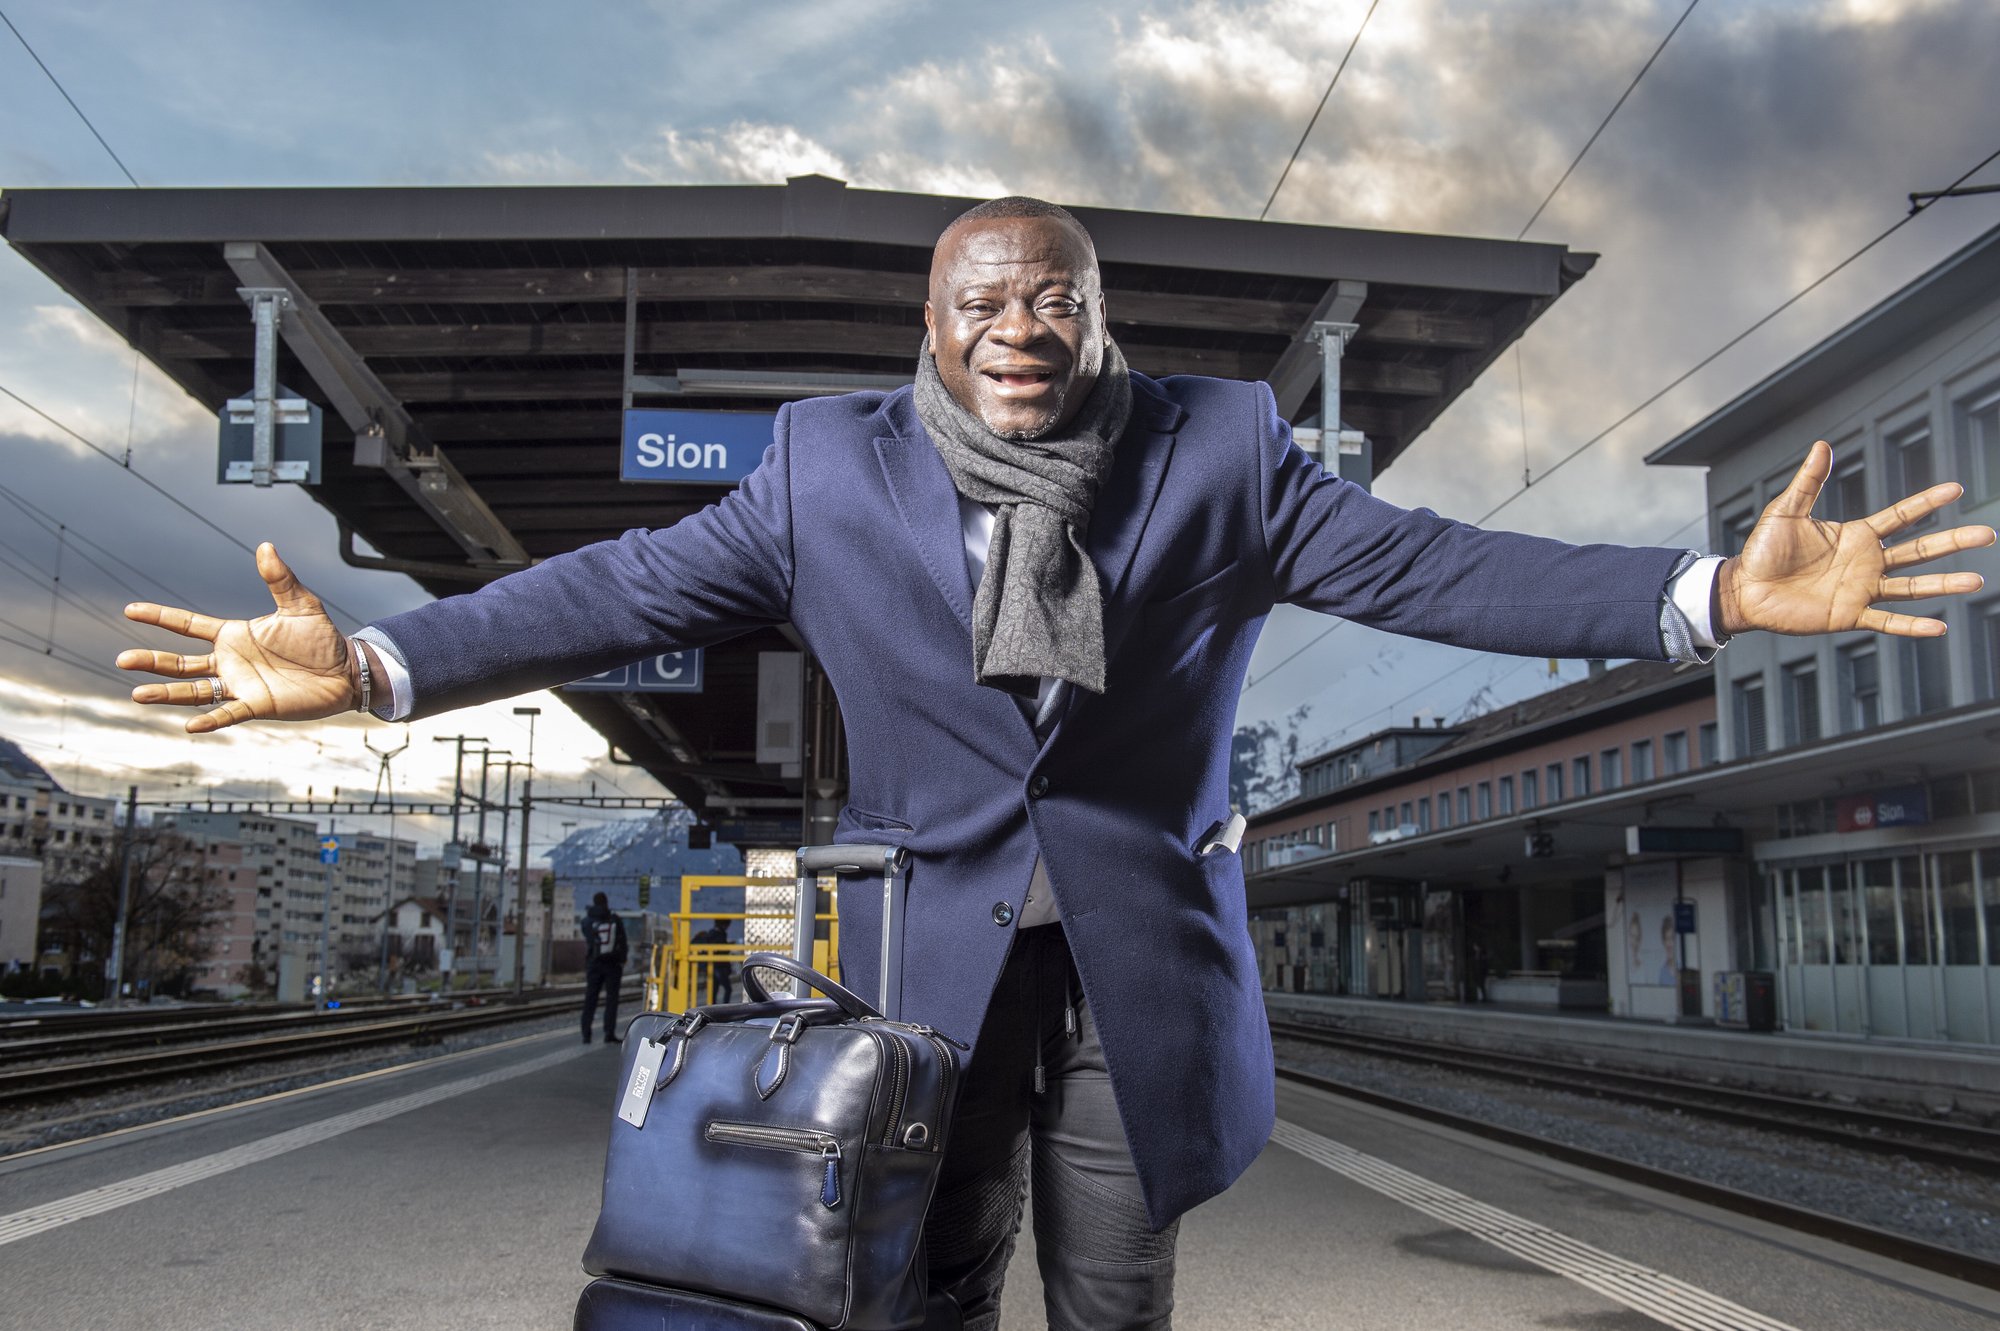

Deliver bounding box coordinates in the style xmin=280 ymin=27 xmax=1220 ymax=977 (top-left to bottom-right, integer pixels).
xmin=746 ymin=844 xmax=911 ymax=1021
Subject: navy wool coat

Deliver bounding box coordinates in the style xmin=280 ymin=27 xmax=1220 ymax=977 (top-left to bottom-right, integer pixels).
xmin=374 ymin=373 xmax=1684 ymax=1227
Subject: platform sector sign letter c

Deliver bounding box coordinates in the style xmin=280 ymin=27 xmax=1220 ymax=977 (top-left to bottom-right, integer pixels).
xmin=562 ymin=651 xmax=704 ymax=694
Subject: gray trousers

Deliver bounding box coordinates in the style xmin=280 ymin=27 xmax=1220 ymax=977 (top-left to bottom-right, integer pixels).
xmin=925 ymin=925 xmax=1179 ymax=1331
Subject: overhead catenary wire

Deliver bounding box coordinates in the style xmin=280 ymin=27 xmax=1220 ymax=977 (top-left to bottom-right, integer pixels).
xmin=1515 ymin=0 xmax=1701 ymax=242
xmin=0 ymin=6 xmax=141 ymax=189
xmin=1242 ymin=141 xmax=2000 ymax=696
xmin=0 ymin=379 xmax=368 ymax=627
xmin=0 ymin=483 xmax=194 ymax=606
xmin=1258 ymin=0 xmax=1383 ymax=222
xmin=1511 ymin=1 xmax=1699 ymax=488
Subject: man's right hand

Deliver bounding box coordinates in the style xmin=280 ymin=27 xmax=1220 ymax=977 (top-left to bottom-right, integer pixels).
xmin=118 ymin=543 xmax=358 ymax=733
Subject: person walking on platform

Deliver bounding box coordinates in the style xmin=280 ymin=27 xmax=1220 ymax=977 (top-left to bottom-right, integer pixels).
xmin=580 ymin=892 xmax=627 ymax=1045
xmin=116 ymin=197 xmax=1992 ymax=1330
xmin=692 ymin=920 xmax=736 ymax=1003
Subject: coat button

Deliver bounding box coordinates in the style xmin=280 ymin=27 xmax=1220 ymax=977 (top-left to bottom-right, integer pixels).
xmin=992 ymin=901 xmax=1015 ymax=926
xmin=1027 ymin=775 xmax=1050 ymax=799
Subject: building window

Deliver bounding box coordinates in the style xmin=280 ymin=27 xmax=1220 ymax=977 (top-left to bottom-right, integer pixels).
xmin=1498 ymin=776 xmax=1515 ymax=814
xmin=1839 ymin=644 xmax=1881 ymax=730
xmin=1733 ymin=677 xmax=1769 ymax=758
xmin=1721 ymin=507 xmax=1756 ymax=556
xmin=1783 ymin=660 xmax=1821 ymax=746
xmin=1632 ymin=740 xmax=1654 ymax=783
xmin=1899 ymin=635 xmax=1951 ymax=716
xmin=1572 ymin=756 xmax=1591 ymax=797
xmin=1976 ymin=597 xmax=2000 ymax=701
xmin=1888 ymin=421 xmax=1936 ymax=527
xmin=1600 ymin=748 xmax=1623 ymax=790
xmin=1546 ymin=763 xmax=1564 ymax=802
xmin=1826 ymin=455 xmax=1867 ymax=522
xmin=1521 ymin=768 xmax=1539 ymax=808
xmin=1436 ymin=794 xmax=1452 ymax=829
xmin=1456 ymin=788 xmax=1471 ymax=824
xmin=1476 ymin=783 xmax=1492 ymax=819
xmin=1417 ymin=797 xmax=1431 ymax=832
xmin=1399 ymin=802 xmax=1413 ymax=829
xmin=1956 ymin=380 xmax=2000 ymax=505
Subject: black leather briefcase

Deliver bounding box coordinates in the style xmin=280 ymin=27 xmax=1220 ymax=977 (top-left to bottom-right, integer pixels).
xmin=578 ymin=844 xmax=963 ymax=1331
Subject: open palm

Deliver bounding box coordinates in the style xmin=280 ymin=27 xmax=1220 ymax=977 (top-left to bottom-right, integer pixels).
xmin=1719 ymin=441 xmax=1994 ymax=638
xmin=117 ymin=543 xmax=354 ymax=733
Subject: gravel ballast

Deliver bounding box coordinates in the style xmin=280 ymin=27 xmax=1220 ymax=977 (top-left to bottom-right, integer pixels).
xmin=1274 ymin=1034 xmax=2000 ymax=1261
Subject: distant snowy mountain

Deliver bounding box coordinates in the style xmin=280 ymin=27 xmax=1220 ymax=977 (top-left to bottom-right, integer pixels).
xmin=0 ymin=736 xmax=58 ymax=788
xmin=546 ymin=807 xmax=746 ymax=919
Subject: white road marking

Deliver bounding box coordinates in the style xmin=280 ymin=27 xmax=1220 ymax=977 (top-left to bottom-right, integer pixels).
xmin=0 ymin=1044 xmax=586 ymax=1248
xmin=1272 ymin=1118 xmax=1804 ymax=1331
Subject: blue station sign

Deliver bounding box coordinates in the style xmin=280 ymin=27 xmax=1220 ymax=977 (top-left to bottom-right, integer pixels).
xmin=564 ymin=651 xmax=704 ymax=694
xmin=621 ymin=409 xmax=773 ymax=485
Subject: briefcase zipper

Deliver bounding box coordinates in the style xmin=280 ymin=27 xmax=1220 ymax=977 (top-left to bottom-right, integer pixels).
xmin=704 ymin=1121 xmax=844 ymax=1209
xmin=868 ymin=1027 xmax=911 ymax=1148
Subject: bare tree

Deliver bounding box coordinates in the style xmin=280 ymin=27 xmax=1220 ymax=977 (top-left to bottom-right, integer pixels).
xmin=40 ymin=826 xmax=228 ymax=1000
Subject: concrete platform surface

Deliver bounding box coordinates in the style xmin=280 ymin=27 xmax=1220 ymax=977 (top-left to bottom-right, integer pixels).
xmin=1 ymin=1026 xmax=1995 ymax=1329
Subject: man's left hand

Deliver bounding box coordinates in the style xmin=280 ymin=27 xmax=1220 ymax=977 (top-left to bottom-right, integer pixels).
xmin=1716 ymin=440 xmax=1995 ymax=638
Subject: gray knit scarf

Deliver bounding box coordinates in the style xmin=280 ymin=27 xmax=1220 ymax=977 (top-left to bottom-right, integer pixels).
xmin=914 ymin=337 xmax=1132 ymax=697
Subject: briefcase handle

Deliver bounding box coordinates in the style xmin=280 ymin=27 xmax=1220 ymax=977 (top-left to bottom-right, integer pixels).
xmin=740 ymin=952 xmax=882 ymax=1022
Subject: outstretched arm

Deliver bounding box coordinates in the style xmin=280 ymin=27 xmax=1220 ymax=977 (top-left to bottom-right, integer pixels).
xmin=1715 ymin=440 xmax=1993 ymax=637
xmin=118 ymin=543 xmax=366 ymax=733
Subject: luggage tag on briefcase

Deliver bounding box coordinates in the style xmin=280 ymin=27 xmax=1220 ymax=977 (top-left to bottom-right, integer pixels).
xmin=617 ymin=1037 xmax=670 ymax=1129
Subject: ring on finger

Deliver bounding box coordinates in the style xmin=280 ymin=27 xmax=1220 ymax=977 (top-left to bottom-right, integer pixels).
xmin=202 ymin=676 xmax=223 ymax=704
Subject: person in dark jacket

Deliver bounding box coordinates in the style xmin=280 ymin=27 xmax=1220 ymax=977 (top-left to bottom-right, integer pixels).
xmin=691 ymin=921 xmax=735 ymax=1003
xmin=581 ymin=892 xmax=628 ymax=1045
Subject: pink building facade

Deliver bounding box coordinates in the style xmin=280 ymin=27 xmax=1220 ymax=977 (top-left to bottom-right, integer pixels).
xmin=1246 ymin=661 xmax=1721 ymax=1013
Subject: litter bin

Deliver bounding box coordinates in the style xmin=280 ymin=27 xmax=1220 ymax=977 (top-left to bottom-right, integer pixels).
xmin=1677 ymin=967 xmax=1703 ymax=1018
xmin=1743 ymin=971 xmax=1777 ymax=1032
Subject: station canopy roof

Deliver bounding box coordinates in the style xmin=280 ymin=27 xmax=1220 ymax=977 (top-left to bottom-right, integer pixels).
xmin=2 ymin=176 xmax=1596 ymax=824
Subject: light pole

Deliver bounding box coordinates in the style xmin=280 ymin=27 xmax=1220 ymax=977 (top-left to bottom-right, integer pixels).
xmin=318 ymin=818 xmax=337 ymax=1011
xmin=105 ymin=785 xmax=138 ymax=1008
xmin=431 ymin=735 xmax=485 ymax=994
xmin=548 ymin=818 xmax=576 ymax=987
xmin=512 ymin=705 xmax=540 ymax=999
xmin=490 ymin=759 xmax=518 ymax=992
xmin=468 ymin=747 xmax=509 ymax=990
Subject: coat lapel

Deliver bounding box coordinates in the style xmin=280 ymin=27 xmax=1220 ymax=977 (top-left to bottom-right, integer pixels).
xmin=1090 ymin=378 xmax=1186 ymax=662
xmin=875 ymin=424 xmax=975 ymax=638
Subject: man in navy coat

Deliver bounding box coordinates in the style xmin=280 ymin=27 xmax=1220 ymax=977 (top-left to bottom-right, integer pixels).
xmin=120 ymin=198 xmax=1991 ymax=1329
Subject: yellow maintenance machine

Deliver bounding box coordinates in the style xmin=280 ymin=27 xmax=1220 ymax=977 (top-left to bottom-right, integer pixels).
xmin=645 ymin=873 xmax=842 ymax=1014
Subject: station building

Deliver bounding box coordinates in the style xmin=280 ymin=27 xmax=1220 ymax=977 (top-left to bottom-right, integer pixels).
xmin=1251 ymin=220 xmax=2000 ymax=1049
xmin=1246 ymin=659 xmax=1721 ymax=1012
xmin=1647 ymin=219 xmax=2000 ymax=1046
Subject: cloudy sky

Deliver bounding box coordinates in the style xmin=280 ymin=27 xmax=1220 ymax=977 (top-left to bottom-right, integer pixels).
xmin=0 ymin=0 xmax=1996 ymax=849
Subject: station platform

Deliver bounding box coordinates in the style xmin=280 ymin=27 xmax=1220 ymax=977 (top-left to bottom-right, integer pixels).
xmin=3 ymin=1025 xmax=1996 ymax=1330
xmin=1265 ymin=990 xmax=2000 ymax=1119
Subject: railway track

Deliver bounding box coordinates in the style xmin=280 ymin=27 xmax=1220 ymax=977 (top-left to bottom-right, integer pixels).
xmin=0 ymin=983 xmax=632 ymax=1108
xmin=0 ymin=984 xmax=595 ymax=1066
xmin=1274 ymin=1058 xmax=2000 ymax=1292
xmin=1268 ymin=1017 xmax=2000 ymax=1177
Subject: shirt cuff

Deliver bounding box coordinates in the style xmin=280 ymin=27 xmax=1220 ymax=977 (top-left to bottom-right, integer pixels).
xmin=1659 ymin=553 xmax=1728 ymax=663
xmin=350 ymin=626 xmax=414 ymax=721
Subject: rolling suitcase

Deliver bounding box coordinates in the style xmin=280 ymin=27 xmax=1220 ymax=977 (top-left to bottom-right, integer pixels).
xmin=575 ymin=844 xmax=963 ymax=1331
